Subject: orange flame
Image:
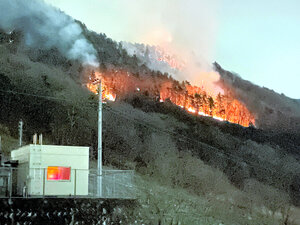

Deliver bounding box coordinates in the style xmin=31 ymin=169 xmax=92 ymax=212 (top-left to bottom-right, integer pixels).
xmin=86 ymin=71 xmax=255 ymax=127
xmin=86 ymin=76 xmax=116 ymax=102
xmin=159 ymin=81 xmax=255 ymax=127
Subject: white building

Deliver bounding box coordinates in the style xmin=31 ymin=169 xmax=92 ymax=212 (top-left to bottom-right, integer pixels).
xmin=11 ymin=144 xmax=89 ymax=196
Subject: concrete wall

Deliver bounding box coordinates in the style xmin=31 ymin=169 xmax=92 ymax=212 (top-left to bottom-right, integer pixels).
xmin=16 ymin=163 xmax=28 ymax=195
xmin=11 ymin=145 xmax=89 ymax=196
xmin=29 ymin=145 xmax=89 ymax=169
xmin=11 ymin=145 xmax=30 ymax=164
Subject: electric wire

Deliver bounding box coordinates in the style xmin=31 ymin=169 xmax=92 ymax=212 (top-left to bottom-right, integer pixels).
xmin=0 ymin=88 xmax=295 ymax=178
xmin=0 ymin=88 xmax=293 ymax=222
xmin=102 ymin=104 xmax=290 ymax=177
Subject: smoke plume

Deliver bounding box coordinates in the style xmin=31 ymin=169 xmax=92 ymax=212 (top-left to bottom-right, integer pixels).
xmin=214 ymin=62 xmax=300 ymax=132
xmin=114 ymin=0 xmax=219 ymax=60
xmin=106 ymin=0 xmax=221 ymax=94
xmin=122 ymin=41 xmax=223 ymax=96
xmin=0 ymin=0 xmax=99 ymax=67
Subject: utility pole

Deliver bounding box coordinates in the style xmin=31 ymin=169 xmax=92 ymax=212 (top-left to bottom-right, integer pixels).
xmin=0 ymin=135 xmax=2 ymax=165
xmin=19 ymin=120 xmax=23 ymax=147
xmin=98 ymin=80 xmax=102 ymax=197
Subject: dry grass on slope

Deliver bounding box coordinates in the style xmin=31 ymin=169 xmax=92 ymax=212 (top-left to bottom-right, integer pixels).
xmin=131 ymin=171 xmax=296 ymax=224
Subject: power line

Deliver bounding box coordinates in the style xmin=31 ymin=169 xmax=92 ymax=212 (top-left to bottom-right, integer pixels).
xmin=103 ymin=105 xmax=283 ymax=175
xmin=0 ymin=88 xmax=295 ymax=177
xmin=103 ymin=104 xmax=289 ymax=174
xmin=0 ymin=88 xmax=100 ymax=110
xmin=0 ymin=87 xmax=290 ymax=175
xmin=0 ymin=89 xmax=71 ymax=102
xmin=0 ymin=88 xmax=294 ymax=223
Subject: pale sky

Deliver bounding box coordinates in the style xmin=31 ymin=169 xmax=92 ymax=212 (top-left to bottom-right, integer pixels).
xmin=45 ymin=0 xmax=300 ymax=99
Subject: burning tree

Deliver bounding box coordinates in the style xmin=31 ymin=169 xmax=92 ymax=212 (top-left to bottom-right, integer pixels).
xmin=86 ymin=69 xmax=255 ymax=127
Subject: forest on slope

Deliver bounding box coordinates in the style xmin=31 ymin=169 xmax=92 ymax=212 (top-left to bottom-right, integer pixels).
xmin=0 ymin=24 xmax=300 ymax=224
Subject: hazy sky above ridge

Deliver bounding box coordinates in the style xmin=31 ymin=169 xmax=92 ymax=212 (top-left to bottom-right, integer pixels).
xmin=45 ymin=0 xmax=300 ymax=99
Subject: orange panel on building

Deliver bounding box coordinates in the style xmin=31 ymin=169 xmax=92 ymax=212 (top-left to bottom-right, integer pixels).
xmin=47 ymin=166 xmax=71 ymax=181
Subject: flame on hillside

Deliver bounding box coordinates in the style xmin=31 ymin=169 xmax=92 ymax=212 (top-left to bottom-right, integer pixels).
xmin=86 ymin=70 xmax=255 ymax=127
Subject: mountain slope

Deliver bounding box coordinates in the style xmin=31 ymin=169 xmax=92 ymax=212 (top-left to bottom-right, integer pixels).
xmin=0 ymin=22 xmax=300 ymax=224
xmin=215 ymin=62 xmax=300 ymax=132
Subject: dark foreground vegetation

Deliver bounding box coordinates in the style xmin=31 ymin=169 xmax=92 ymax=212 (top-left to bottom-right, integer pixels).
xmin=0 ymin=198 xmax=136 ymax=225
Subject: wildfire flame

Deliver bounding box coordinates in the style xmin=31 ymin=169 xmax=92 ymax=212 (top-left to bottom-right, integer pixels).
xmin=86 ymin=76 xmax=116 ymax=102
xmin=86 ymin=70 xmax=255 ymax=127
xmin=159 ymin=81 xmax=255 ymax=127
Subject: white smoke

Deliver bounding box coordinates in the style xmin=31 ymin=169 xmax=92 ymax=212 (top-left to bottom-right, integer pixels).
xmin=106 ymin=0 xmax=219 ymax=59
xmin=114 ymin=0 xmax=221 ymax=94
xmin=121 ymin=42 xmax=180 ymax=75
xmin=0 ymin=0 xmax=99 ymax=67
xmin=122 ymin=41 xmax=223 ymax=96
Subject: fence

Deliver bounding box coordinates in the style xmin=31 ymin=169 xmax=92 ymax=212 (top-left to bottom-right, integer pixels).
xmin=0 ymin=167 xmax=135 ymax=199
xmin=89 ymin=170 xmax=135 ymax=199
xmin=0 ymin=167 xmax=11 ymax=197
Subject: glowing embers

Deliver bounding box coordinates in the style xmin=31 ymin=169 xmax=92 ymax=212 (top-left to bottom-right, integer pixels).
xmin=85 ymin=70 xmax=255 ymax=127
xmin=86 ymin=78 xmax=116 ymax=102
xmin=106 ymin=93 xmax=116 ymax=102
xmin=47 ymin=166 xmax=71 ymax=181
